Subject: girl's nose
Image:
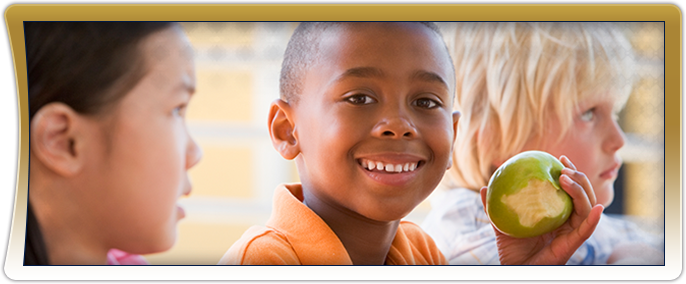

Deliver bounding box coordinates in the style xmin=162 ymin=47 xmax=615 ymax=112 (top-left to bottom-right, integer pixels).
xmin=186 ymin=134 xmax=203 ymax=169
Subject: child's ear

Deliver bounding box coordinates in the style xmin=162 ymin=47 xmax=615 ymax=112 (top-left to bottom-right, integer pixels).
xmin=30 ymin=103 xmax=86 ymax=176
xmin=268 ymin=99 xmax=300 ymax=160
xmin=447 ymin=111 xmax=461 ymax=170
xmin=451 ymin=111 xmax=461 ymax=143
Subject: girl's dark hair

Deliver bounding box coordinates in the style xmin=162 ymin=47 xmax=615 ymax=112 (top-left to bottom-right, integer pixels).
xmin=25 ymin=21 xmax=176 ymax=120
xmin=24 ymin=202 xmax=48 ymax=265
xmin=24 ymin=21 xmax=175 ymax=265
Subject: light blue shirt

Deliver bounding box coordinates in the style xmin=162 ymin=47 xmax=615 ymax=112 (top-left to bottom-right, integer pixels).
xmin=421 ymin=188 xmax=664 ymax=265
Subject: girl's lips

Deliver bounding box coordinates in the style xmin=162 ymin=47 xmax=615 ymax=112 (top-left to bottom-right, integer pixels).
xmin=177 ymin=187 xmax=191 ymax=219
xmin=176 ymin=205 xmax=186 ymax=219
xmin=182 ymin=183 xmax=193 ymax=197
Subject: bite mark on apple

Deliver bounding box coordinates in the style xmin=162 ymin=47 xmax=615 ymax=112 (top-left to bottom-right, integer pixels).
xmin=501 ymin=179 xmax=568 ymax=227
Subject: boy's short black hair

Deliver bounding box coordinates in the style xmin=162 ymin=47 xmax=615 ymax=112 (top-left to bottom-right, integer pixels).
xmin=279 ymin=22 xmax=446 ymax=104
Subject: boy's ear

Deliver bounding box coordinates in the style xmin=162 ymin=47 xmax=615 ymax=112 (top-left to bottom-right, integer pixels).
xmin=268 ymin=99 xmax=300 ymax=160
xmin=30 ymin=103 xmax=86 ymax=177
xmin=451 ymin=111 xmax=461 ymax=143
xmin=447 ymin=111 xmax=461 ymax=170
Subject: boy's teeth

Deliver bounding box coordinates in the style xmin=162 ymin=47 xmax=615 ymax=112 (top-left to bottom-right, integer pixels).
xmin=385 ymin=164 xmax=394 ymax=172
xmin=361 ymin=159 xmax=419 ymax=173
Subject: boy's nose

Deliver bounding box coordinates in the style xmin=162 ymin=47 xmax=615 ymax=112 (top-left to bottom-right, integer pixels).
xmin=371 ymin=116 xmax=418 ymax=139
xmin=604 ymin=119 xmax=626 ymax=153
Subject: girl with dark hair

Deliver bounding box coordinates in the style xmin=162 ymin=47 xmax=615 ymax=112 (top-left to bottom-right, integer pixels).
xmin=24 ymin=22 xmax=202 ymax=265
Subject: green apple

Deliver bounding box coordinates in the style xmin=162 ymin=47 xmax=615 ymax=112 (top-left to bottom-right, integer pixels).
xmin=486 ymin=150 xmax=573 ymax=238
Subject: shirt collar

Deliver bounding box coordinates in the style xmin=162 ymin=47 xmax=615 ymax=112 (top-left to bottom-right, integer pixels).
xmin=266 ymin=183 xmax=353 ymax=265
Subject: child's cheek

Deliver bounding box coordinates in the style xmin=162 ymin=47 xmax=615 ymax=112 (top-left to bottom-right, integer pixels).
xmin=424 ymin=121 xmax=453 ymax=159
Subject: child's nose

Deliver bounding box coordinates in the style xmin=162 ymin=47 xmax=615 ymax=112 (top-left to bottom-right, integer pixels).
xmin=371 ymin=116 xmax=418 ymax=139
xmin=186 ymin=134 xmax=203 ymax=169
xmin=604 ymin=119 xmax=626 ymax=153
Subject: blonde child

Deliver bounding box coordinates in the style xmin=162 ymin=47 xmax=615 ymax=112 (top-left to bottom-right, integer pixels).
xmin=25 ymin=22 xmax=202 ymax=265
xmin=422 ymin=22 xmax=664 ymax=265
xmin=220 ymin=22 xmax=602 ymax=265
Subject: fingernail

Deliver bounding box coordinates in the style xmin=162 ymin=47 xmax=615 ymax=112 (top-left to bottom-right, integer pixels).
xmin=561 ymin=168 xmax=574 ymax=175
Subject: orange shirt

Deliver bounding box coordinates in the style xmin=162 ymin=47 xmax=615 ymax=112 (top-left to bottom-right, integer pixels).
xmin=219 ymin=183 xmax=447 ymax=265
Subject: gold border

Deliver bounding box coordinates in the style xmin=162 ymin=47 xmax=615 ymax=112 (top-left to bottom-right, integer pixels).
xmin=4 ymin=4 xmax=681 ymax=280
xmin=3 ymin=4 xmax=683 ymax=21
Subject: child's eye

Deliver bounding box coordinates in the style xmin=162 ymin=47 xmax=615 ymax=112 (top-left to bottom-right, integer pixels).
xmin=173 ymin=104 xmax=188 ymax=117
xmin=413 ymin=98 xmax=440 ymax=109
xmin=580 ymin=108 xmax=595 ymax=122
xmin=345 ymin=94 xmax=376 ymax=105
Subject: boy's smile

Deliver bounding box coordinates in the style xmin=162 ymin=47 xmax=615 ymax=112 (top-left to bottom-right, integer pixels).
xmin=358 ymin=155 xmax=423 ymax=174
xmin=356 ymin=149 xmax=428 ymax=187
xmin=281 ymin=23 xmax=458 ymax=222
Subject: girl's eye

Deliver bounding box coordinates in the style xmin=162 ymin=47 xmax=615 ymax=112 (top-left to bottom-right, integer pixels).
xmin=346 ymin=94 xmax=376 ymax=105
xmin=414 ymin=98 xmax=440 ymax=109
xmin=580 ymin=108 xmax=595 ymax=122
xmin=173 ymin=104 xmax=187 ymax=117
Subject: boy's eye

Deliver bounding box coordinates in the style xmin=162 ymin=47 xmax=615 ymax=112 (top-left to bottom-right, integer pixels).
xmin=345 ymin=94 xmax=376 ymax=105
xmin=413 ymin=98 xmax=440 ymax=109
xmin=580 ymin=108 xmax=595 ymax=122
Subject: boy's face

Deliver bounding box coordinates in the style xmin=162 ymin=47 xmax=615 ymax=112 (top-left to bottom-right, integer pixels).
xmin=538 ymin=95 xmax=625 ymax=207
xmin=290 ymin=23 xmax=458 ymax=222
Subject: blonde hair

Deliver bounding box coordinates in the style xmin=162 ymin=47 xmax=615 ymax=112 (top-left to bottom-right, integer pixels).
xmin=446 ymin=22 xmax=636 ymax=191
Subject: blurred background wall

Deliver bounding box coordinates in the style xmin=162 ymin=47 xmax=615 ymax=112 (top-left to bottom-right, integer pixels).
xmin=144 ymin=22 xmax=665 ymax=265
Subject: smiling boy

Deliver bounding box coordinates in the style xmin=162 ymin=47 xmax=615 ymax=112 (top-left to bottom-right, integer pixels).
xmin=218 ymin=22 xmax=600 ymax=265
xmin=219 ymin=22 xmax=456 ymax=265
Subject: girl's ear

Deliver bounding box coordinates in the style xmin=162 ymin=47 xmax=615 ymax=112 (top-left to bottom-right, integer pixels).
xmin=30 ymin=103 xmax=86 ymax=176
xmin=268 ymin=99 xmax=300 ymax=160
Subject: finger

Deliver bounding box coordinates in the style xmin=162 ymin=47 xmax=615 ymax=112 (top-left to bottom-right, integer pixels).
xmin=549 ymin=204 xmax=603 ymax=264
xmin=570 ymin=204 xmax=604 ymax=247
xmin=559 ymin=155 xmax=577 ymax=171
xmin=561 ymin=167 xmax=597 ymax=206
xmin=559 ymin=173 xmax=592 ymax=220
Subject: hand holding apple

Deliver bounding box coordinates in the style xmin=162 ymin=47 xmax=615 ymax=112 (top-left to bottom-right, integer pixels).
xmin=480 ymin=153 xmax=604 ymax=265
xmin=486 ymin=151 xmax=573 ymax=238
